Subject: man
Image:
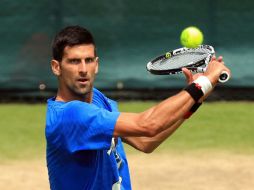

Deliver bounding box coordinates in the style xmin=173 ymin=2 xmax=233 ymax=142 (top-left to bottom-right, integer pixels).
xmin=45 ymin=25 xmax=230 ymax=190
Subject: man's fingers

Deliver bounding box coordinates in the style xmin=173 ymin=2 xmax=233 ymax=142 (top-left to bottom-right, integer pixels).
xmin=218 ymin=56 xmax=223 ymax=62
xmin=211 ymin=55 xmax=216 ymax=61
xmin=182 ymin=68 xmax=193 ymax=84
xmin=211 ymin=55 xmax=223 ymax=62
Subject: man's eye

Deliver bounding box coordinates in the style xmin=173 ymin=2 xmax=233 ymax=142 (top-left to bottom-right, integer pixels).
xmin=69 ymin=59 xmax=80 ymax=64
xmin=85 ymin=57 xmax=95 ymax=64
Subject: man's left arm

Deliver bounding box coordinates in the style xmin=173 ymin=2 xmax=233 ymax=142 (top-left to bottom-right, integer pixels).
xmin=122 ymin=119 xmax=184 ymax=153
xmin=121 ymin=65 xmax=206 ymax=153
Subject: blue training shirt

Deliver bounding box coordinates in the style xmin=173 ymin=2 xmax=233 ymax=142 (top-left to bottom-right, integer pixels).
xmin=45 ymin=88 xmax=132 ymax=190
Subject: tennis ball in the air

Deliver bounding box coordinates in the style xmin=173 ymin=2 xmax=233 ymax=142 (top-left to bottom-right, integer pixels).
xmin=180 ymin=26 xmax=204 ymax=48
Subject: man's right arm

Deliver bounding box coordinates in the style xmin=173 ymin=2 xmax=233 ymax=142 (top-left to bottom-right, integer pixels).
xmin=114 ymin=90 xmax=194 ymax=137
xmin=113 ymin=57 xmax=230 ymax=138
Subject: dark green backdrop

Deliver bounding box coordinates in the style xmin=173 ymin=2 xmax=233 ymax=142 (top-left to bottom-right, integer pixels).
xmin=1 ymin=0 xmax=253 ymax=91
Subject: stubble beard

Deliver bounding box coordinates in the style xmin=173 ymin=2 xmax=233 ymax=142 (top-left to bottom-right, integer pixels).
xmin=65 ymin=79 xmax=93 ymax=101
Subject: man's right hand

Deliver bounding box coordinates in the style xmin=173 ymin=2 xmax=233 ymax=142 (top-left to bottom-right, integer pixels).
xmin=204 ymin=56 xmax=231 ymax=86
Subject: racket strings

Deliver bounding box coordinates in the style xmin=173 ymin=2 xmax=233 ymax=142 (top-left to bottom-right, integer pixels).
xmin=150 ymin=52 xmax=209 ymax=71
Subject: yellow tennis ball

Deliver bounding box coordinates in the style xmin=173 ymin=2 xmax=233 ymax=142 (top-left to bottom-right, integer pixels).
xmin=180 ymin=26 xmax=204 ymax=48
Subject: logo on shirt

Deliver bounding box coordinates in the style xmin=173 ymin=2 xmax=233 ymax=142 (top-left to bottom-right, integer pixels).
xmin=107 ymin=138 xmax=123 ymax=169
xmin=107 ymin=138 xmax=123 ymax=190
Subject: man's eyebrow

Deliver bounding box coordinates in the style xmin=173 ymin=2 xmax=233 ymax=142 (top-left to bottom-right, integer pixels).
xmin=66 ymin=58 xmax=81 ymax=62
xmin=68 ymin=57 xmax=79 ymax=59
xmin=67 ymin=58 xmax=81 ymax=60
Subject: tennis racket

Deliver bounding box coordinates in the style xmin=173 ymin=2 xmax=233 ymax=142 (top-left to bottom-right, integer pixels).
xmin=146 ymin=45 xmax=229 ymax=83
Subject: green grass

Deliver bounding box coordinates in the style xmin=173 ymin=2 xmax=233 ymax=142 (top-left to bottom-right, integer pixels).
xmin=0 ymin=104 xmax=47 ymax=160
xmin=0 ymin=101 xmax=254 ymax=161
xmin=120 ymin=101 xmax=254 ymax=154
xmin=161 ymin=102 xmax=254 ymax=154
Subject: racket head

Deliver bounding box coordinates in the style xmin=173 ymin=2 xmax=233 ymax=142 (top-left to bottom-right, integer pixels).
xmin=147 ymin=45 xmax=215 ymax=75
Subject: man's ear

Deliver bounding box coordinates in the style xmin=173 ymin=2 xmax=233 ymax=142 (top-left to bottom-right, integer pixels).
xmin=95 ymin=57 xmax=99 ymax=74
xmin=51 ymin=60 xmax=61 ymax=76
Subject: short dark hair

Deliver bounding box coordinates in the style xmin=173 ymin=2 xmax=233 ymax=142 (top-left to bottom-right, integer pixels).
xmin=52 ymin=25 xmax=96 ymax=61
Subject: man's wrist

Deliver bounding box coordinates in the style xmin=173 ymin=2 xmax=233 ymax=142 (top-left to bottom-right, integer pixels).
xmin=184 ymin=76 xmax=212 ymax=102
xmin=184 ymin=102 xmax=202 ymax=119
xmin=193 ymin=76 xmax=212 ymax=95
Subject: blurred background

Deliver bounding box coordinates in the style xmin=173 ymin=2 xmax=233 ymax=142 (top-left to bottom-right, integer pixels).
xmin=1 ymin=0 xmax=254 ymax=101
xmin=1 ymin=1 xmax=254 ymax=190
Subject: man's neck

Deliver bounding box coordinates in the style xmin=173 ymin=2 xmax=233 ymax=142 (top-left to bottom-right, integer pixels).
xmin=55 ymin=90 xmax=93 ymax=103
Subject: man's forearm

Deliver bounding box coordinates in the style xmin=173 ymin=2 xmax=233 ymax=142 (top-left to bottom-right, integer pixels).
xmin=123 ymin=119 xmax=185 ymax=153
xmin=114 ymin=90 xmax=194 ymax=137
xmin=138 ymin=91 xmax=194 ymax=134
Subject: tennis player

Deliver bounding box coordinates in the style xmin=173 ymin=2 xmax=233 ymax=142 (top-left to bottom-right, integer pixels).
xmin=45 ymin=25 xmax=230 ymax=190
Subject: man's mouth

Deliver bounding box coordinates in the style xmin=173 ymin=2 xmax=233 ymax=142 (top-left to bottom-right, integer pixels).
xmin=77 ymin=78 xmax=89 ymax=85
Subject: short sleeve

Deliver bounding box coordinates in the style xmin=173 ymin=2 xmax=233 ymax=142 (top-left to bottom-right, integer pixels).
xmin=60 ymin=101 xmax=119 ymax=153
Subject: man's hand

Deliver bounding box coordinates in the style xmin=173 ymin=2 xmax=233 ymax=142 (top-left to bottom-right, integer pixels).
xmin=204 ymin=56 xmax=231 ymax=86
xmin=182 ymin=68 xmax=203 ymax=85
xmin=182 ymin=56 xmax=230 ymax=86
xmin=182 ymin=56 xmax=230 ymax=102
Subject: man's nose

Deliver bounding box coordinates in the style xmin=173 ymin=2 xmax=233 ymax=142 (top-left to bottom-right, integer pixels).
xmin=78 ymin=60 xmax=87 ymax=74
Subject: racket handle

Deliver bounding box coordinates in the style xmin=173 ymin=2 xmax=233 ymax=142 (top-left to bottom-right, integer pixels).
xmin=197 ymin=68 xmax=230 ymax=83
xmin=219 ymin=71 xmax=230 ymax=83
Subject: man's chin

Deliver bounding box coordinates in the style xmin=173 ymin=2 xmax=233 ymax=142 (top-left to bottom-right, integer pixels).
xmin=75 ymin=86 xmax=92 ymax=96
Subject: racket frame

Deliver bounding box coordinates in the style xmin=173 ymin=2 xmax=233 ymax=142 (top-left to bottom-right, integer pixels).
xmin=147 ymin=45 xmax=215 ymax=75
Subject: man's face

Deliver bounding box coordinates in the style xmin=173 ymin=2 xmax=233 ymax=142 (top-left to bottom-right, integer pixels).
xmin=53 ymin=44 xmax=98 ymax=100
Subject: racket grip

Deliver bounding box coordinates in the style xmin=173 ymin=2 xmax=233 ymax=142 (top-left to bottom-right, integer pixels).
xmin=219 ymin=71 xmax=230 ymax=83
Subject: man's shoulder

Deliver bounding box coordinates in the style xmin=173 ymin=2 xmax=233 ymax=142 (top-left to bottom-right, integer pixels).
xmin=93 ymin=88 xmax=106 ymax=98
xmin=92 ymin=88 xmax=108 ymax=104
xmin=93 ymin=88 xmax=116 ymax=102
xmin=47 ymin=98 xmax=94 ymax=113
xmin=93 ymin=88 xmax=118 ymax=109
xmin=46 ymin=99 xmax=100 ymax=130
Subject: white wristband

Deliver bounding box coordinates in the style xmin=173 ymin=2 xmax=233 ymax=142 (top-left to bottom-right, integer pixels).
xmin=193 ymin=76 xmax=212 ymax=95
